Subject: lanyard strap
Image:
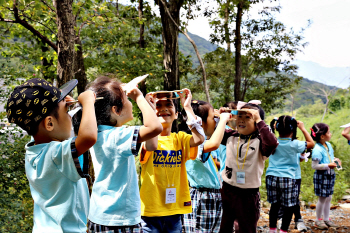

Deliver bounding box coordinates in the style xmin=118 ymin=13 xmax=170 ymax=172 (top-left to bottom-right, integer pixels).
xmin=163 ymin=151 xmax=178 ymax=187
xmin=323 ymin=144 xmax=333 ymax=163
xmin=236 ymin=135 xmax=252 ymax=170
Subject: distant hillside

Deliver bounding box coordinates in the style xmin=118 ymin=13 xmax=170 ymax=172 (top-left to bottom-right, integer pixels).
xmin=178 ymin=32 xmax=340 ymax=109
xmin=293 ymin=60 xmax=350 ymax=89
xmin=178 ymin=32 xmax=217 ymax=67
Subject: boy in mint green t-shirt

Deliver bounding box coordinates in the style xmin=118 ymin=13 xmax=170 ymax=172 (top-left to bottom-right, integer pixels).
xmin=7 ymin=78 xmax=97 ymax=232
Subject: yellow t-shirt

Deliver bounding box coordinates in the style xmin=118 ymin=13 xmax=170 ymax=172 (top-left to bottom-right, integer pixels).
xmin=139 ymin=131 xmax=198 ymax=217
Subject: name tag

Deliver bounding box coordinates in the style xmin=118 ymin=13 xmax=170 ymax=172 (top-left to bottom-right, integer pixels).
xmin=165 ymin=188 xmax=176 ymax=204
xmin=237 ymin=171 xmax=245 ymax=184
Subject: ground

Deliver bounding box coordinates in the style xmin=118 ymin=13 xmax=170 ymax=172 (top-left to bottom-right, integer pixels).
xmin=257 ymin=201 xmax=350 ymax=233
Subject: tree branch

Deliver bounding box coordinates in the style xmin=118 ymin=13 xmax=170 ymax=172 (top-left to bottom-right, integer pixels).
xmin=20 ymin=12 xmax=56 ymax=35
xmin=11 ymin=0 xmax=57 ymax=52
xmin=158 ymin=0 xmax=210 ymax=103
xmin=40 ymin=0 xmax=56 ymax=13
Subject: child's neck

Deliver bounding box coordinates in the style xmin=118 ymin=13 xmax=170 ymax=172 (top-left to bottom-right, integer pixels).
xmin=160 ymin=125 xmax=172 ymax=136
xmin=319 ymin=140 xmax=327 ymax=148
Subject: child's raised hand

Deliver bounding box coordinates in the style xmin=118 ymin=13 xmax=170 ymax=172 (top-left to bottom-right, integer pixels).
xmin=328 ymin=162 xmax=337 ymax=169
xmin=126 ymin=86 xmax=143 ymax=101
xmin=178 ymin=88 xmax=192 ymax=109
xmin=219 ymin=107 xmax=230 ymax=114
xmin=145 ymin=92 xmax=156 ymax=111
xmin=297 ymin=120 xmax=305 ymax=130
xmin=245 ymin=109 xmax=261 ymax=123
xmin=65 ymin=95 xmax=75 ymax=107
xmin=220 ymin=112 xmax=232 ymax=123
xmin=78 ymin=90 xmax=96 ymax=105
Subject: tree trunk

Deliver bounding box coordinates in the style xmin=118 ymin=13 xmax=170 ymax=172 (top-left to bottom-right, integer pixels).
xmin=74 ymin=36 xmax=87 ymax=94
xmin=224 ymin=0 xmax=232 ymax=103
xmin=224 ymin=0 xmax=230 ymax=52
xmin=54 ymin=0 xmax=75 ymax=87
xmin=157 ymin=0 xmax=182 ymax=91
xmin=234 ymin=1 xmax=243 ymax=101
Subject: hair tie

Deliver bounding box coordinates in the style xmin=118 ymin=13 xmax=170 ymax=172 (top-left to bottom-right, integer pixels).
xmin=291 ymin=117 xmax=294 ymax=120
xmin=276 ymin=122 xmax=279 ymax=130
xmin=192 ymin=100 xmax=198 ymax=104
xmin=310 ymin=127 xmax=316 ymax=137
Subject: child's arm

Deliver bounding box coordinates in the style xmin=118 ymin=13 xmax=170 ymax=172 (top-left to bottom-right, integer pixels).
xmin=342 ymin=126 xmax=350 ymax=141
xmin=311 ymin=160 xmax=336 ymax=170
xmin=75 ymin=90 xmax=98 ymax=156
xmin=297 ymin=121 xmax=315 ymax=149
xmin=179 ymin=88 xmax=205 ymax=147
xmin=203 ymin=112 xmax=231 ymax=153
xmin=247 ymin=109 xmax=278 ymax=156
xmin=128 ymin=87 xmax=163 ymax=151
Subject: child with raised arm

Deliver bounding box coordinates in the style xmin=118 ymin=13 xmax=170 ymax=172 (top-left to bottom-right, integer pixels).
xmin=219 ymin=102 xmax=278 ymax=233
xmin=265 ymin=116 xmax=314 ymax=233
xmin=73 ymin=76 xmax=163 ymax=233
xmin=311 ymin=123 xmax=340 ymax=230
xmin=6 ymin=78 xmax=97 ymax=232
xmin=140 ymin=89 xmax=205 ymax=233
xmin=179 ymin=100 xmax=231 ymax=233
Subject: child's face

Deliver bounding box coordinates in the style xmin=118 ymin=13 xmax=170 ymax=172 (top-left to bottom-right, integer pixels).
xmin=236 ymin=109 xmax=257 ymax=135
xmin=52 ymin=98 xmax=73 ymax=141
xmin=321 ymin=128 xmax=332 ymax=142
xmin=203 ymin=107 xmax=216 ymax=137
xmin=155 ymin=99 xmax=177 ymax=127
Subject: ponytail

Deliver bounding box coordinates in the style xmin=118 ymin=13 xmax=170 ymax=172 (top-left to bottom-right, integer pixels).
xmin=178 ymin=100 xmax=212 ymax=134
xmin=275 ymin=115 xmax=298 ymax=140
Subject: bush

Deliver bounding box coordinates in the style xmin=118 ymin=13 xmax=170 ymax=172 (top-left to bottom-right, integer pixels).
xmin=0 ymin=131 xmax=33 ymax=232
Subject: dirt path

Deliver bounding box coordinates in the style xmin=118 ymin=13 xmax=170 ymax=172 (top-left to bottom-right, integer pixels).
xmin=257 ymin=202 xmax=350 ymax=232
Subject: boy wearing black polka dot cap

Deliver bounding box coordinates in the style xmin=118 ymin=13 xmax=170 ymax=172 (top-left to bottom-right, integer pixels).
xmin=6 ymin=78 xmax=97 ymax=232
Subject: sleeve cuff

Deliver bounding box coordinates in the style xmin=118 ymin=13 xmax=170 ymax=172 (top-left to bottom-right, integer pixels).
xmin=70 ymin=137 xmax=89 ymax=178
xmin=131 ymin=126 xmax=140 ymax=156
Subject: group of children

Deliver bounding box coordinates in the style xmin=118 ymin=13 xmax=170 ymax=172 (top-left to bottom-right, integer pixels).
xmin=5 ymin=77 xmax=346 ymax=233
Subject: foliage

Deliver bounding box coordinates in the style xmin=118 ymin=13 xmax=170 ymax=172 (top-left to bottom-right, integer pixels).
xmin=0 ymin=131 xmax=33 ymax=232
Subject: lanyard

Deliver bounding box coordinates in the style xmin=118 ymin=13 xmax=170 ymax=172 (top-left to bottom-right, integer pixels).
xmin=163 ymin=152 xmax=178 ymax=187
xmin=236 ymin=135 xmax=252 ymax=170
xmin=322 ymin=143 xmax=333 ymax=163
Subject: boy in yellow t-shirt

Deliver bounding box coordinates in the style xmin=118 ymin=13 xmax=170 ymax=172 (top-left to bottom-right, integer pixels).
xmin=140 ymin=89 xmax=205 ymax=232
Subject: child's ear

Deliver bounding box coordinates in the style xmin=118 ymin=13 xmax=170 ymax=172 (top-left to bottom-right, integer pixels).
xmin=111 ymin=106 xmax=121 ymax=116
xmin=44 ymin=116 xmax=54 ymax=132
xmin=174 ymin=112 xmax=178 ymax=120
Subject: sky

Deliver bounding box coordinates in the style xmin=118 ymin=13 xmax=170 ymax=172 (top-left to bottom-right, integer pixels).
xmin=186 ymin=0 xmax=350 ymax=68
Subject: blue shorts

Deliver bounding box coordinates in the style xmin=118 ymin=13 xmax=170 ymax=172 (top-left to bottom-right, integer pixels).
xmin=141 ymin=214 xmax=182 ymax=233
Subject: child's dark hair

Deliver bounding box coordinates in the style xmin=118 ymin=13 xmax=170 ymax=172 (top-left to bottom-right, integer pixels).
xmin=275 ymin=115 xmax=298 ymax=140
xmin=178 ymin=100 xmax=212 ymax=134
xmin=223 ymin=101 xmax=238 ymax=109
xmin=73 ymin=76 xmax=124 ymax=134
xmin=310 ymin=123 xmax=329 ymax=142
xmin=241 ymin=103 xmax=265 ymax=121
xmin=270 ymin=117 xmax=278 ymax=134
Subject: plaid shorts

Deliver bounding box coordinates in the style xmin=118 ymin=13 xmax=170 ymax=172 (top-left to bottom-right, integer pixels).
xmin=88 ymin=221 xmax=141 ymax=233
xmin=182 ymin=187 xmax=222 ymax=233
xmin=266 ymin=175 xmax=298 ymax=207
xmin=313 ymin=170 xmax=335 ymax=197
